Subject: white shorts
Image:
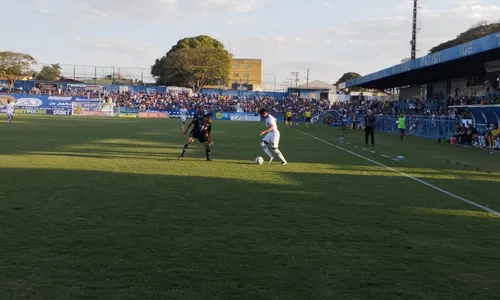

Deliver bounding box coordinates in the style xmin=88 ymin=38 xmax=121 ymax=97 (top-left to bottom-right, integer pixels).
xmin=262 ymin=132 xmax=280 ymax=148
xmin=180 ymin=116 xmax=187 ymax=122
xmin=7 ymin=111 xmax=14 ymax=117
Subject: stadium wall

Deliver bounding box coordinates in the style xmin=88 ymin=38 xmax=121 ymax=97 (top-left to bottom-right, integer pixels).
xmin=0 ymin=93 xmax=263 ymax=121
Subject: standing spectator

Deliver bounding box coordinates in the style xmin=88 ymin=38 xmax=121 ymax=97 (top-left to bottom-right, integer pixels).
xmin=364 ymin=109 xmax=376 ymax=147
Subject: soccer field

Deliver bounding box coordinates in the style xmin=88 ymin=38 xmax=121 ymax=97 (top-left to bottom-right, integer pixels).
xmin=1 ymin=115 xmax=499 ymax=300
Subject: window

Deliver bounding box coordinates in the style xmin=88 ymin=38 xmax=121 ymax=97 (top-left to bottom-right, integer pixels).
xmin=243 ymin=73 xmax=249 ymax=78
xmin=243 ymin=65 xmax=250 ymax=69
xmin=232 ymin=64 xmax=240 ymax=69
xmin=233 ymin=73 xmax=239 ymax=77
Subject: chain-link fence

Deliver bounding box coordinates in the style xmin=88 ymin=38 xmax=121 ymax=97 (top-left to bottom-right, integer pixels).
xmin=36 ymin=63 xmax=155 ymax=84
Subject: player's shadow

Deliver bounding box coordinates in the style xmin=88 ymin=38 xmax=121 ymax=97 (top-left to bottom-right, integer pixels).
xmin=1 ymin=167 xmax=499 ymax=299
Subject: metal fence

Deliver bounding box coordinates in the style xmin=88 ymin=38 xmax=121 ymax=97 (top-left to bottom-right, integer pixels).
xmin=35 ymin=63 xmax=155 ymax=84
xmin=358 ymin=115 xmax=456 ymax=139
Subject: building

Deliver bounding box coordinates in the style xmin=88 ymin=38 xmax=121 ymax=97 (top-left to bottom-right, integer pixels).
xmin=230 ymin=58 xmax=262 ymax=91
xmin=286 ymin=80 xmax=337 ymax=101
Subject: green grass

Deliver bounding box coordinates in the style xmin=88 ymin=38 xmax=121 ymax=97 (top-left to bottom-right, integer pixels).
xmin=1 ymin=115 xmax=499 ymax=300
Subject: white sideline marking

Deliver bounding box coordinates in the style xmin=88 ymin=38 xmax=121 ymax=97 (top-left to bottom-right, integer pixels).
xmin=382 ymin=155 xmax=389 ymax=158
xmin=294 ymin=129 xmax=500 ymax=215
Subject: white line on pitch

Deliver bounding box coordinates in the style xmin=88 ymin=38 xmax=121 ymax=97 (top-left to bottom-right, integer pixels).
xmin=293 ymin=129 xmax=499 ymax=215
xmin=382 ymin=155 xmax=389 ymax=158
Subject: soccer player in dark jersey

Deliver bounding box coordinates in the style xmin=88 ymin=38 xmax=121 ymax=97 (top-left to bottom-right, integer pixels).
xmin=179 ymin=113 xmax=213 ymax=161
xmin=184 ymin=106 xmax=205 ymax=136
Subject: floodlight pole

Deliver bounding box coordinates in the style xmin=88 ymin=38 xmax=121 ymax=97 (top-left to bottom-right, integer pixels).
xmin=411 ymin=0 xmax=417 ymax=60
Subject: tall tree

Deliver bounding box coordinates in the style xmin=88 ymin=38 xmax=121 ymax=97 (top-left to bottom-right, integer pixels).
xmin=336 ymin=72 xmax=363 ymax=92
xmin=335 ymin=72 xmax=361 ymax=85
xmin=400 ymin=57 xmax=411 ymax=63
xmin=151 ymin=35 xmax=231 ymax=92
xmin=429 ymin=21 xmax=500 ymax=53
xmin=36 ymin=63 xmax=62 ymax=81
xmin=0 ymin=51 xmax=36 ymax=87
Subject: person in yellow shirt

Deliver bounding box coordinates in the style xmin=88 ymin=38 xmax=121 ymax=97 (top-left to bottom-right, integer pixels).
xmin=305 ymin=110 xmax=311 ymax=128
xmin=286 ymin=111 xmax=292 ymax=127
xmin=492 ymin=124 xmax=500 ymax=149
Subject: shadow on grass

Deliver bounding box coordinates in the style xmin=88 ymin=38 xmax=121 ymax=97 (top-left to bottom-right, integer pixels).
xmin=1 ymin=167 xmax=499 ymax=300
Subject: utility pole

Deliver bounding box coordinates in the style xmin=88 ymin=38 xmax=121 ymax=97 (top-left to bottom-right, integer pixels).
xmin=290 ymin=72 xmax=299 ymax=87
xmin=306 ymin=68 xmax=309 ymax=87
xmin=411 ymin=0 xmax=418 ymax=60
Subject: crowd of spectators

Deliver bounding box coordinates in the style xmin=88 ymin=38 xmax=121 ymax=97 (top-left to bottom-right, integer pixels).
xmin=2 ymin=85 xmax=499 ymax=120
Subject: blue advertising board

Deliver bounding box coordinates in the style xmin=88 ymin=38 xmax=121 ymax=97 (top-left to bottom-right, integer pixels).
xmin=118 ymin=107 xmax=261 ymax=121
xmin=347 ymin=32 xmax=500 ymax=87
xmin=0 ymin=94 xmax=100 ymax=115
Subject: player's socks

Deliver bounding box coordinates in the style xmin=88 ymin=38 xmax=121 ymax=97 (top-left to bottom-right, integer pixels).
xmin=206 ymin=149 xmax=211 ymax=160
xmin=261 ymin=144 xmax=273 ymax=159
xmin=180 ymin=144 xmax=189 ymax=157
xmin=273 ymin=148 xmax=287 ymax=163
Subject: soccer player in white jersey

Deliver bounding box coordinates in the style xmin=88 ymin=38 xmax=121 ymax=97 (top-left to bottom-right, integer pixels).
xmin=6 ymin=99 xmax=15 ymax=124
xmin=259 ymin=108 xmax=287 ymax=165
xmin=179 ymin=106 xmax=188 ymax=130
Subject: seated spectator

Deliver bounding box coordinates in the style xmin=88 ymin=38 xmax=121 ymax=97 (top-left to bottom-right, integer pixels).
xmin=464 ymin=124 xmax=478 ymax=146
xmin=452 ymin=124 xmax=466 ymax=144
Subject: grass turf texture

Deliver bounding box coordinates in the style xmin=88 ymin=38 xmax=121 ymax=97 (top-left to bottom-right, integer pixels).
xmin=1 ymin=115 xmax=499 ymax=300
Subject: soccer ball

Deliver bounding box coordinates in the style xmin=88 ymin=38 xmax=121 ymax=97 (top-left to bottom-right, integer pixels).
xmin=255 ymin=156 xmax=264 ymax=165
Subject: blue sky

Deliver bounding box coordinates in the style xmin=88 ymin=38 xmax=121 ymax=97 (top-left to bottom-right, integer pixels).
xmin=3 ymin=0 xmax=499 ymax=89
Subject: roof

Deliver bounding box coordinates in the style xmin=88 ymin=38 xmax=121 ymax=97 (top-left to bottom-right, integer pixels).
xmin=346 ymin=32 xmax=500 ymax=89
xmin=298 ymin=80 xmax=335 ymax=90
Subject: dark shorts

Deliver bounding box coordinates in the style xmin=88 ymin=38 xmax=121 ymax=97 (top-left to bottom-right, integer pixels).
xmin=305 ymin=117 xmax=311 ymax=123
xmin=399 ymin=128 xmax=405 ymax=134
xmin=286 ymin=117 xmax=292 ymax=122
xmin=192 ymin=131 xmax=208 ymax=143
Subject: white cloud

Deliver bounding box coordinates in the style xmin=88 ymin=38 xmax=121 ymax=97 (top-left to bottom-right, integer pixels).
xmin=226 ymin=16 xmax=256 ymax=25
xmin=196 ymin=0 xmax=259 ymax=13
xmin=70 ymin=38 xmax=161 ymax=60
xmin=12 ymin=0 xmax=500 ymax=86
xmin=23 ymin=0 xmax=264 ymax=23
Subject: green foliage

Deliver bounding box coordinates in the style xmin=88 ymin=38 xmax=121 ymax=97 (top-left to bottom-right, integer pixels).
xmin=0 ymin=51 xmax=36 ymax=87
xmin=151 ymin=35 xmax=231 ymax=92
xmin=429 ymin=21 xmax=500 ymax=53
xmin=335 ymin=72 xmax=361 ymax=85
xmin=35 ymin=64 xmax=62 ymax=81
xmin=336 ymin=72 xmax=364 ymax=91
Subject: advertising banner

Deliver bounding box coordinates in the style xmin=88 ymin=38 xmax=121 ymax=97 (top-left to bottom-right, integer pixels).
xmin=229 ymin=113 xmax=261 ymax=121
xmin=167 ymin=110 xmax=194 ymax=119
xmin=0 ymin=94 xmax=105 ymax=115
xmin=214 ymin=112 xmax=260 ymax=121
xmin=85 ymin=85 xmax=103 ymax=91
xmin=35 ymin=83 xmax=58 ymax=90
xmin=72 ymin=101 xmax=113 ymax=116
xmin=16 ymin=108 xmax=48 ymax=115
xmin=119 ymin=113 xmax=138 ymax=118
xmin=138 ymin=112 xmax=170 ymax=118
